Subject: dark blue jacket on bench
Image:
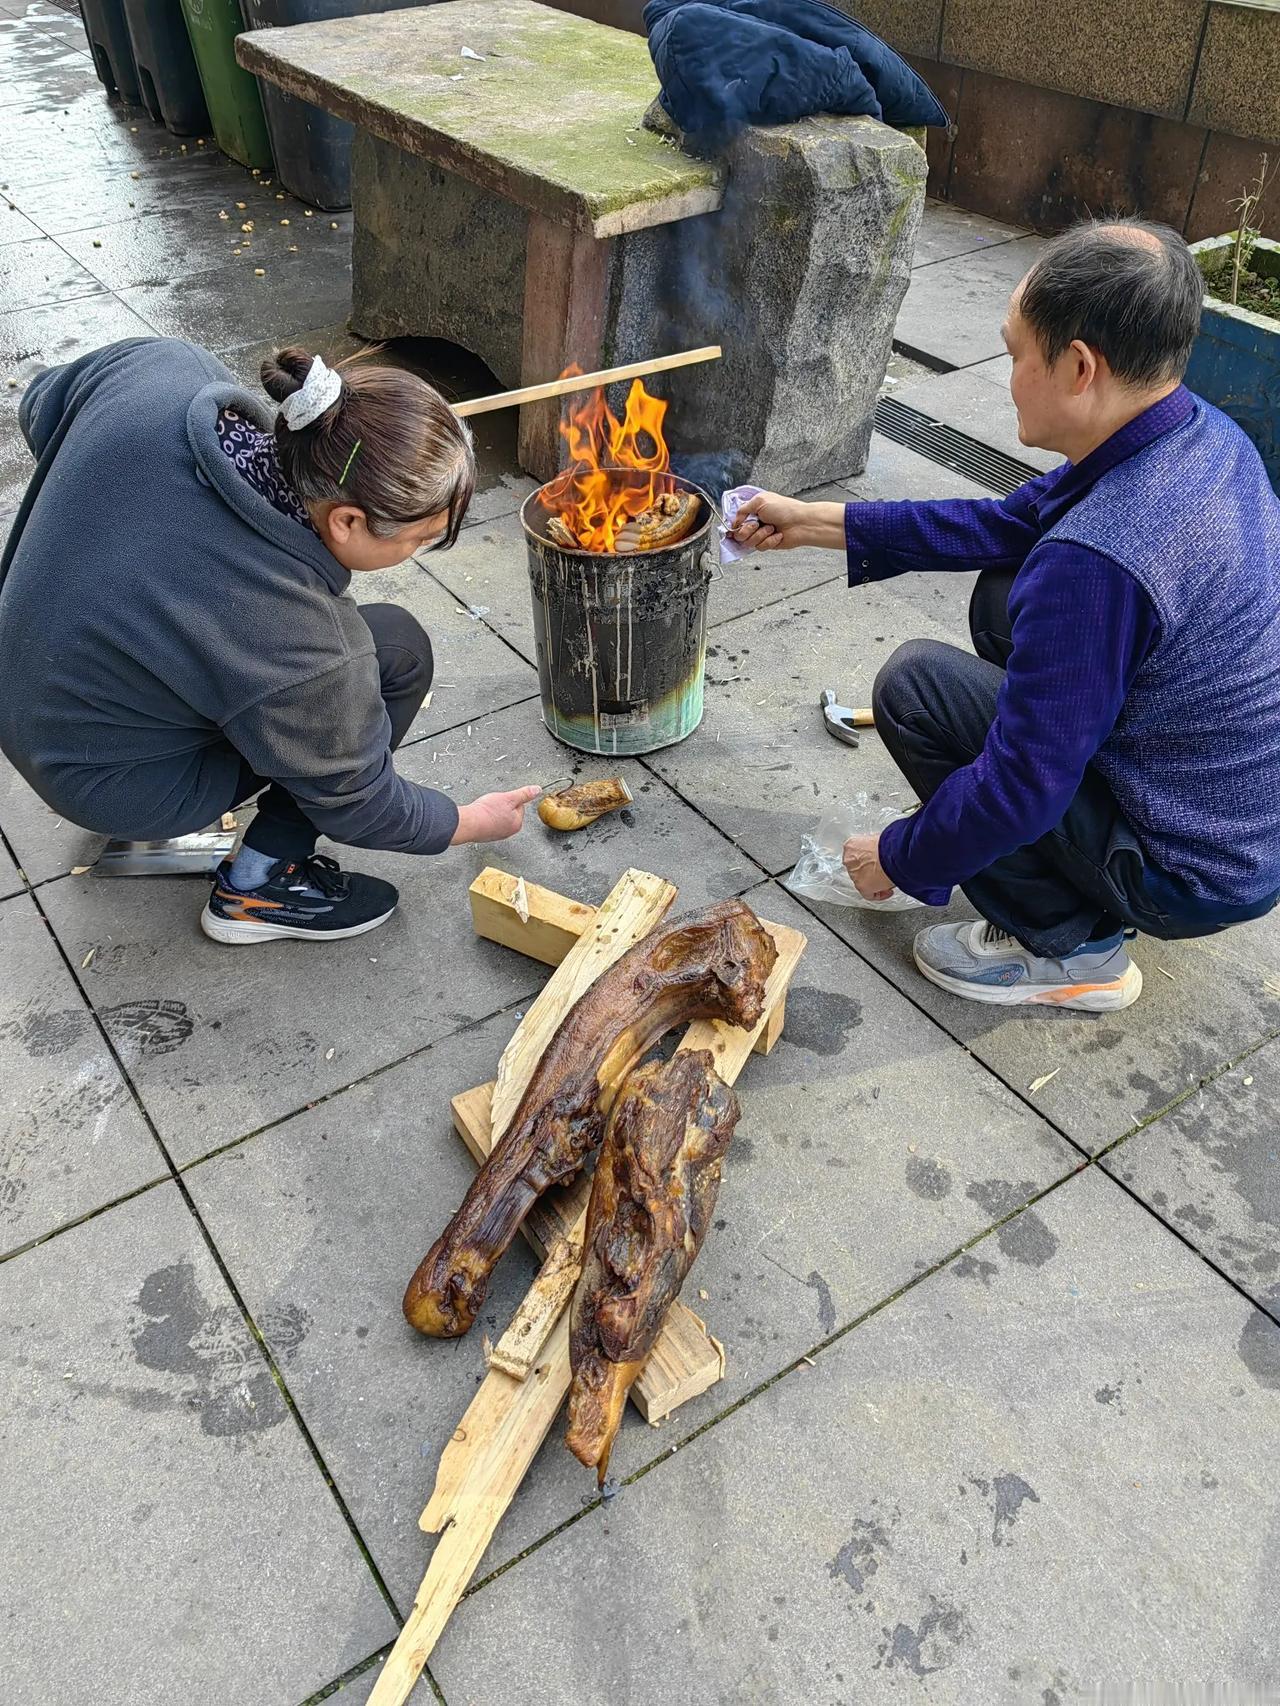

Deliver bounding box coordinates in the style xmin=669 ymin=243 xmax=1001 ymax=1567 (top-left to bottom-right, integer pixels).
xmin=644 ymin=0 xmax=949 ymax=145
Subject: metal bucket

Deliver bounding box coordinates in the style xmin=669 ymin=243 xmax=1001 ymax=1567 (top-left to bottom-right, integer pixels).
xmin=521 ymin=475 xmax=717 ymax=757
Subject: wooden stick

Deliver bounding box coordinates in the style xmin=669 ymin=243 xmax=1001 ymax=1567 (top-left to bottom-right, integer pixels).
xmin=366 ymin=1319 xmax=572 ymax=1706
xmin=452 ymin=344 xmax=722 ymax=418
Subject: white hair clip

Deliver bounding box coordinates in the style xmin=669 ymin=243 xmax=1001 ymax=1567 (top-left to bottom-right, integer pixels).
xmin=279 ymin=355 xmax=343 ymax=431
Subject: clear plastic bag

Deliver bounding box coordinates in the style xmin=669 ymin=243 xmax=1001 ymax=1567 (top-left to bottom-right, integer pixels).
xmin=784 ymin=794 xmax=926 ymax=911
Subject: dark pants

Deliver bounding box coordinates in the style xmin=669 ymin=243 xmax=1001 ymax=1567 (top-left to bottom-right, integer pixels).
xmin=229 ymin=603 xmax=433 ymax=863
xmin=872 ymin=567 xmax=1177 ymax=958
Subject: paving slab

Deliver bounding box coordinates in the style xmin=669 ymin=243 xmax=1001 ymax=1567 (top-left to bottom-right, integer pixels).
xmin=188 ymin=880 xmax=1076 ymax=1610
xmin=1 ymin=293 xmax=154 ymax=510
xmin=0 ymin=829 xmax=21 ymax=897
xmin=971 ymin=351 xmax=1013 ymax=387
xmin=6 ymin=149 xmax=264 ymax=236
xmin=351 ymin=557 xmax=537 ymax=743
xmin=895 ymin=233 xmax=1046 ymax=369
xmin=843 ymin=430 xmax=995 ymax=503
xmin=57 ymin=201 xmax=351 ymax=293
xmin=1104 ymin=1038 xmax=1280 ymax=1310
xmin=0 ymin=94 xmax=174 ymax=184
xmin=890 ymin=364 xmax=1059 ymax=474
xmin=0 ymin=56 xmax=98 ymax=109
xmin=0 ymin=753 xmax=105 ymax=883
xmin=912 ymin=200 xmax=1030 ymax=269
xmin=119 ymin=251 xmax=354 ymax=351
xmin=2 ymin=232 xmax=105 ymax=310
xmin=0 ymin=199 xmax=43 ymax=243
xmin=645 ymin=572 xmax=966 ymax=875
xmin=0 ymin=890 xmax=162 ymax=1255
xmin=36 ymin=697 xmax=759 ymax=1158
xmin=1 ymin=1181 xmax=398 ymax=1705
xmin=807 ymin=891 xmax=1280 ymax=1155
xmin=431 ymin=1167 xmax=1280 ymax=1703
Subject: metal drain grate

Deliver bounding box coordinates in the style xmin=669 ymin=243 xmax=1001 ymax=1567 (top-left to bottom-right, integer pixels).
xmin=873 ymin=394 xmax=1041 ymax=497
xmin=46 ymin=0 xmax=83 ymax=12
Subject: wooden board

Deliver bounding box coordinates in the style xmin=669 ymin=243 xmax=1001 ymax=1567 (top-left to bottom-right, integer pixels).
xmin=367 ymin=1317 xmax=572 ymax=1706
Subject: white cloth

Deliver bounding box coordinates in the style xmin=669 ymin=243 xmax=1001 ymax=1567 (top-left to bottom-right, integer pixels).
xmin=279 ymin=356 xmax=343 ymax=431
xmin=718 ymin=484 xmax=764 ymax=562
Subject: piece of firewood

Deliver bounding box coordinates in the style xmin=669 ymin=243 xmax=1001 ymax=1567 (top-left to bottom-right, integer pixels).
xmin=365 ymin=1318 xmax=572 ymax=1706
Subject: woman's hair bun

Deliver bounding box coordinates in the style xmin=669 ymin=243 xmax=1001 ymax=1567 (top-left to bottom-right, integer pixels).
xmin=260 ymin=347 xmax=315 ymax=404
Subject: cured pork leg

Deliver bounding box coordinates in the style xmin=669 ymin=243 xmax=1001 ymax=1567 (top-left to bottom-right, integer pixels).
xmin=404 ymin=900 xmax=777 ymax=1338
xmin=566 ymin=1050 xmax=738 ymax=1482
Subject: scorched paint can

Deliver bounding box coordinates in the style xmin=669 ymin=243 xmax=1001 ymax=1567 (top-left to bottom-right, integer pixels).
xmin=520 ymin=475 xmax=717 ymax=756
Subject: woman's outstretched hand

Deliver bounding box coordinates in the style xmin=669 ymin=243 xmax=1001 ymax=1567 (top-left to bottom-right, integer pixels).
xmin=729 ymin=494 xmax=847 ymax=553
xmin=451 ymin=785 xmax=542 ymax=845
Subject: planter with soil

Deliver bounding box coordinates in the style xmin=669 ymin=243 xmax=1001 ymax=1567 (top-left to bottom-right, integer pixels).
xmin=1186 ymin=234 xmax=1280 ymax=493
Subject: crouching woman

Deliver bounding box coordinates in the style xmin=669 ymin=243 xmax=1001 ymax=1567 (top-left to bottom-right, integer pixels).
xmin=0 ymin=337 xmax=539 ymax=944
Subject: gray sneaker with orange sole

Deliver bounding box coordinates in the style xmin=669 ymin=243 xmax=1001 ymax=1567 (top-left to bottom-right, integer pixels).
xmin=912 ymin=921 xmax=1143 ymax=1011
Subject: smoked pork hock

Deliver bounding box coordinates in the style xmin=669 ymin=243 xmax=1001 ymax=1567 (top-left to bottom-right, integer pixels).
xmin=566 ymin=1049 xmax=739 ymax=1482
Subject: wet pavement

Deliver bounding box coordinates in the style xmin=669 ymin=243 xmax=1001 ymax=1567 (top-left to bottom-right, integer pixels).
xmin=2 ymin=9 xmax=1278 ymax=1703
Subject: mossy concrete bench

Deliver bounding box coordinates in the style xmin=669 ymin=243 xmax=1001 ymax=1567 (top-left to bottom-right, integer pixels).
xmin=238 ymin=0 xmax=927 ymax=488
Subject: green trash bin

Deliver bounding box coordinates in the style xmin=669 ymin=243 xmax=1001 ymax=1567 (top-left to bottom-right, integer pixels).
xmin=180 ymin=0 xmax=273 ymax=171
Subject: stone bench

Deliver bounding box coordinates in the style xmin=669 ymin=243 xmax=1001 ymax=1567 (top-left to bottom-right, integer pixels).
xmin=237 ymin=0 xmax=927 ymax=490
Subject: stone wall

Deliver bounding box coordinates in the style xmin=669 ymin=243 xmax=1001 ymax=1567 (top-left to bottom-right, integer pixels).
xmin=551 ymin=0 xmax=1280 ymax=240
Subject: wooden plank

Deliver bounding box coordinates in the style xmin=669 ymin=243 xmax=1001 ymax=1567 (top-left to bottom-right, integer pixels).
xmin=469 ymin=867 xmax=595 ymax=968
xmin=471 ymin=865 xmax=788 ymax=1058
xmin=518 ymin=213 xmax=613 ymax=482
xmin=366 ymin=1317 xmax=572 ymax=1706
xmin=487 ymin=866 xmax=677 ymax=1142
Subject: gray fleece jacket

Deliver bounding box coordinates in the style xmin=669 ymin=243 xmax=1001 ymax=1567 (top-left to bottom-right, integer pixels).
xmin=0 ymin=338 xmax=458 ymax=852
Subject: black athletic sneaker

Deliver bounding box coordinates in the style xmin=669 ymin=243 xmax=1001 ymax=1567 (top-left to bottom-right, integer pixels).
xmin=200 ymin=854 xmax=399 ymax=945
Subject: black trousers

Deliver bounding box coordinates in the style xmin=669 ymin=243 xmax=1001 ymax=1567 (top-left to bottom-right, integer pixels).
xmin=229 ymin=603 xmax=433 ymax=863
xmin=872 ymin=567 xmax=1180 ymax=958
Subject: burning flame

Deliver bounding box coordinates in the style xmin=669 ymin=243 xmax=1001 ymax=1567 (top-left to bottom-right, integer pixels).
xmin=543 ymin=369 xmax=672 ymax=553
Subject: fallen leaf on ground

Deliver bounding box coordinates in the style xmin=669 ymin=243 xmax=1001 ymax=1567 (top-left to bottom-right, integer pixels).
xmin=82 ymin=948 xmax=95 ymax=968
xmin=71 ymin=865 xmax=92 ymax=876
xmin=1028 ymin=1067 xmax=1062 ymax=1094
xmin=325 ymin=1046 xmax=335 ymax=1060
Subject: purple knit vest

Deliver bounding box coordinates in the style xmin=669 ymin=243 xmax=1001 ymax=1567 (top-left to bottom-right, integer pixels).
xmin=1048 ymin=397 xmax=1280 ymax=903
